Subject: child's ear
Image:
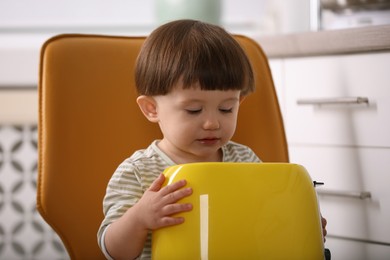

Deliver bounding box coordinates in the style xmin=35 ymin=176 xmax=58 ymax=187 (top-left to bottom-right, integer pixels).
xmin=136 ymin=95 xmax=159 ymax=123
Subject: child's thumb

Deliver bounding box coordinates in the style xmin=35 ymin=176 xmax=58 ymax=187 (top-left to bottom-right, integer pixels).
xmin=148 ymin=173 xmax=165 ymax=192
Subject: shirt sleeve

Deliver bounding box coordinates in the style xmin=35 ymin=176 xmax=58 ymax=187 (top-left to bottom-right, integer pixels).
xmin=97 ymin=160 xmax=143 ymax=255
xmin=99 ymin=225 xmax=115 ymax=260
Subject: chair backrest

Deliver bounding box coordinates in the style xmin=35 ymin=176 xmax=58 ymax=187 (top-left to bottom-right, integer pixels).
xmin=153 ymin=163 xmax=324 ymax=260
xmin=37 ymin=34 xmax=288 ymax=259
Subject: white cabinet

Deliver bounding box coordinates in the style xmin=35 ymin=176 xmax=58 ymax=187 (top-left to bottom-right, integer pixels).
xmin=325 ymin=237 xmax=390 ymax=260
xmin=269 ymin=59 xmax=286 ymax=117
xmin=285 ymin=53 xmax=390 ymax=147
xmin=272 ymin=52 xmax=390 ymax=259
xmin=290 ymin=146 xmax=390 ymax=242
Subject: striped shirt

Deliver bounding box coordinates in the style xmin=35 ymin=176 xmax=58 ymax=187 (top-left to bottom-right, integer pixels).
xmin=98 ymin=140 xmax=260 ymax=259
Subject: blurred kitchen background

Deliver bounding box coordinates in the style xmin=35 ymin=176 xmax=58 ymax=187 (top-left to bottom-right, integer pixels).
xmin=1 ymin=0 xmax=390 ymax=259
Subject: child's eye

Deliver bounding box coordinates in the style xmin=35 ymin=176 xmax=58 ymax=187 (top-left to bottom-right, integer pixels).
xmin=186 ymin=109 xmax=202 ymax=114
xmin=219 ymin=108 xmax=233 ymax=113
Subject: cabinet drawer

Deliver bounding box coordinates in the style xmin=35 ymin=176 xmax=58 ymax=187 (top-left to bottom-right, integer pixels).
xmin=289 ymin=145 xmax=390 ymax=245
xmin=326 ymin=237 xmax=390 ymax=260
xmin=284 ymin=53 xmax=390 ymax=147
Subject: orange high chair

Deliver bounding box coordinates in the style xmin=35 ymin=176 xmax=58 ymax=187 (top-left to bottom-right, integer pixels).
xmin=37 ymin=33 xmax=291 ymax=259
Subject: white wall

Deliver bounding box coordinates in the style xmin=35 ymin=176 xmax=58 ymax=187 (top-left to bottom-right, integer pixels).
xmin=0 ymin=0 xmax=313 ymax=87
xmin=0 ymin=0 xmax=247 ymax=86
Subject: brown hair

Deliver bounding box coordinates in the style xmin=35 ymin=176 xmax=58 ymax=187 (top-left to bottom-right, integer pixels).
xmin=135 ymin=19 xmax=254 ymax=96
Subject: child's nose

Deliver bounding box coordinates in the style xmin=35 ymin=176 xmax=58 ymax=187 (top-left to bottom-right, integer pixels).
xmin=203 ymin=115 xmax=220 ymax=130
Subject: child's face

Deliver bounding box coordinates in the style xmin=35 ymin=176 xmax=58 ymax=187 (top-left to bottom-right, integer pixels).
xmin=155 ymin=84 xmax=241 ymax=163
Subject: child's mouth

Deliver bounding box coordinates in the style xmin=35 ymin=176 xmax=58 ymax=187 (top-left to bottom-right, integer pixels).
xmin=198 ymin=138 xmax=220 ymax=145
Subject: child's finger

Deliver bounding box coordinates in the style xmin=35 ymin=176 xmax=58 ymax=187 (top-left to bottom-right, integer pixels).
xmin=159 ymin=179 xmax=187 ymax=196
xmin=148 ymin=173 xmax=165 ymax=192
xmin=163 ymin=202 xmax=193 ymax=216
xmin=159 ymin=216 xmax=185 ymax=227
xmin=162 ymin=186 xmax=192 ymax=205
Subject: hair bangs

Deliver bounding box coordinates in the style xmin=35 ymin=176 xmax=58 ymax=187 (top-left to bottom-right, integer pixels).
xmin=135 ymin=20 xmax=254 ymax=96
xmin=180 ymin=28 xmax=254 ymax=95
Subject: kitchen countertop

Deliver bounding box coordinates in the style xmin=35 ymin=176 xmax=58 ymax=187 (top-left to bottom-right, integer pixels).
xmin=256 ymin=24 xmax=390 ymax=58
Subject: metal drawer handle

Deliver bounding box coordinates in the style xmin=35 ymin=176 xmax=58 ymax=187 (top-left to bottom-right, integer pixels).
xmin=327 ymin=234 xmax=390 ymax=247
xmin=297 ymin=97 xmax=369 ymax=106
xmin=317 ymin=189 xmax=372 ymax=200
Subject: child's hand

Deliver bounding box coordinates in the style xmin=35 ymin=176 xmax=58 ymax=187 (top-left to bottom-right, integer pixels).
xmin=321 ymin=215 xmax=327 ymax=242
xmin=135 ymin=173 xmax=193 ymax=231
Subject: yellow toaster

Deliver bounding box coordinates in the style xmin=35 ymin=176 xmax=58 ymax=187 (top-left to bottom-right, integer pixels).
xmin=152 ymin=162 xmax=324 ymax=260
